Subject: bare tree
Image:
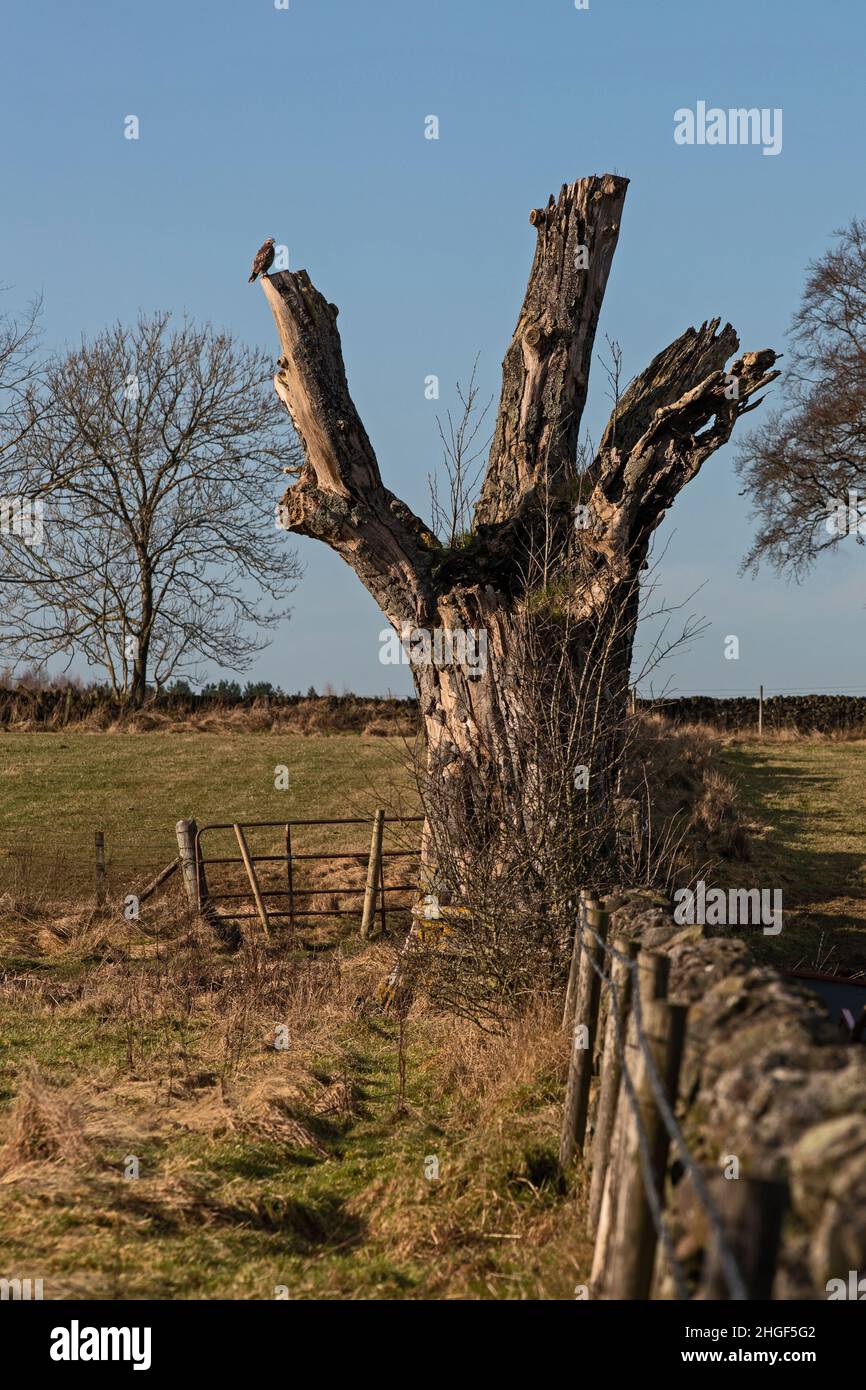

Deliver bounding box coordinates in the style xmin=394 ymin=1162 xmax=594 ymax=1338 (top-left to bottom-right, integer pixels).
xmin=736 ymin=218 xmax=866 ymax=576
xmin=0 ymin=290 xmax=42 ymax=467
xmin=258 ymin=174 xmax=777 ymax=857
xmin=0 ymin=311 xmax=302 ymax=703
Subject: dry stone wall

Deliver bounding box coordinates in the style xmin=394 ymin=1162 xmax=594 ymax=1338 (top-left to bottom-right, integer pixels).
xmin=646 ymin=694 xmax=866 ymax=734
xmin=603 ymin=892 xmax=866 ymax=1299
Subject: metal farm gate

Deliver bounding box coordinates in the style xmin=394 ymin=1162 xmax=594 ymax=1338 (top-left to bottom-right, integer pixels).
xmin=189 ymin=813 xmax=423 ymax=938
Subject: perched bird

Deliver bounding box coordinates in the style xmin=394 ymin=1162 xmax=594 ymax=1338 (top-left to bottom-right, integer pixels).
xmin=248 ymin=237 xmax=276 ymax=283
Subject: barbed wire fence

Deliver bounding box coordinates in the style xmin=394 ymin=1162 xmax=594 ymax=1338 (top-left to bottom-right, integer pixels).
xmin=559 ymin=892 xmax=787 ymax=1300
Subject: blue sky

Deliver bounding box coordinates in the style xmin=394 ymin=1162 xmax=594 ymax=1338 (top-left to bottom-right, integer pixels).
xmin=1 ymin=0 xmax=864 ymax=696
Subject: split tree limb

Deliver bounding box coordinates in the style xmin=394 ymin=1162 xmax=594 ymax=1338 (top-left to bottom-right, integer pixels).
xmin=262 ymin=271 xmax=437 ymax=626
xmin=474 ymin=174 xmax=629 ymax=528
xmin=576 ymin=320 xmax=780 ymax=614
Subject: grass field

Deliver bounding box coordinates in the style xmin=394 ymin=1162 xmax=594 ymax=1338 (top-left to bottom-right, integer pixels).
xmin=719 ymin=739 xmax=866 ymax=974
xmin=2 ymin=728 xmax=864 ymax=962
xmin=0 ymin=730 xmax=581 ymax=1299
xmin=0 ymin=732 xmax=420 ymax=905
xmin=0 ymin=728 xmax=864 ymax=1299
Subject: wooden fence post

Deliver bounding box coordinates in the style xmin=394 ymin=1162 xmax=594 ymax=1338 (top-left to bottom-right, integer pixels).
xmin=590 ymin=952 xmax=672 ymax=1277
xmin=587 ymin=939 xmax=639 ymax=1236
xmin=698 ymin=1173 xmax=788 ymax=1300
xmin=94 ymin=830 xmax=106 ymax=908
xmin=594 ymin=999 xmax=688 ymax=1299
xmin=361 ymin=808 xmax=385 ymax=939
xmin=562 ymin=889 xmax=597 ymax=1032
xmin=175 ymin=818 xmax=210 ymax=916
xmin=637 ymin=950 xmax=670 ymax=1007
xmin=559 ymin=903 xmax=609 ymax=1169
xmin=758 ymin=684 xmax=764 ymax=740
xmin=378 ymin=846 xmax=387 ymax=937
xmin=591 ymin=1018 xmax=632 ymax=1287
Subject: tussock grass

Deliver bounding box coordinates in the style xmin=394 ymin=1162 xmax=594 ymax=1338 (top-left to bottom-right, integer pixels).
xmin=625 ymin=715 xmax=753 ymax=874
xmin=0 ymin=695 xmax=418 ymax=739
xmin=0 ymin=1062 xmax=91 ymax=1174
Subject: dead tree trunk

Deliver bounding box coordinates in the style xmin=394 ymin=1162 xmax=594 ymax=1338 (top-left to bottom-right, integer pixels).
xmin=260 ymin=174 xmax=777 ymax=881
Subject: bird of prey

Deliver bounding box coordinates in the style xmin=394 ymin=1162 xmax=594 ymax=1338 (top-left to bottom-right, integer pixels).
xmin=248 ymin=238 xmax=276 ymax=283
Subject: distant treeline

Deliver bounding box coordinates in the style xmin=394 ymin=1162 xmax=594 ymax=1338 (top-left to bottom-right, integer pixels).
xmin=643 ymin=693 xmax=866 ymax=733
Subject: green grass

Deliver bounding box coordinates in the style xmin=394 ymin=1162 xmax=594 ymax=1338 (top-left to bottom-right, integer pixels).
xmin=718 ymin=738 xmax=866 ymax=973
xmin=0 ymin=732 xmax=418 ymax=894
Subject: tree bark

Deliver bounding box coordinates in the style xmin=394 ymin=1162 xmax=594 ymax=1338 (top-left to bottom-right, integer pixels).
xmin=260 ymin=174 xmax=778 ymax=863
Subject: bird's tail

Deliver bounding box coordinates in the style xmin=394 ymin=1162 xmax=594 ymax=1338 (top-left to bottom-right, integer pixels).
xmin=248 ymin=272 xmax=257 ymax=283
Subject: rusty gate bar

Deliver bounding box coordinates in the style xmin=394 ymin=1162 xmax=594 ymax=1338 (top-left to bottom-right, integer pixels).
xmin=198 ymin=849 xmax=412 ymax=864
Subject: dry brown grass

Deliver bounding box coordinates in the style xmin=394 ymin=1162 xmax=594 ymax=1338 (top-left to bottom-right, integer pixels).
xmin=624 ymin=715 xmax=754 ymax=881
xmin=656 ymin=716 xmax=866 ymax=746
xmin=342 ymin=997 xmax=591 ymax=1296
xmin=0 ymin=1062 xmax=91 ymax=1174
xmin=693 ymin=768 xmax=751 ymax=860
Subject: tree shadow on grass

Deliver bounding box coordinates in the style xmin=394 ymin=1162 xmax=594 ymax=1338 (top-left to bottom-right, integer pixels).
xmin=113 ymin=1181 xmax=366 ymax=1254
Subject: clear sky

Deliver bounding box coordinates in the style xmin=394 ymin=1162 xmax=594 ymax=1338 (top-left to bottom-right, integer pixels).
xmin=2 ymin=0 xmax=864 ymax=697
